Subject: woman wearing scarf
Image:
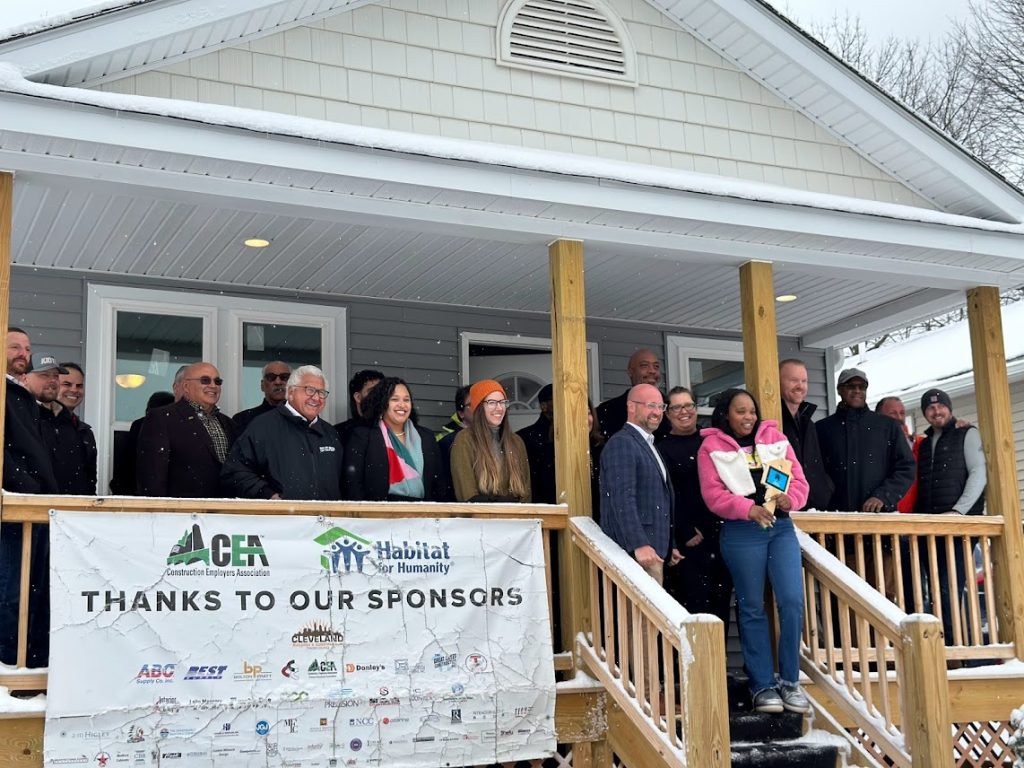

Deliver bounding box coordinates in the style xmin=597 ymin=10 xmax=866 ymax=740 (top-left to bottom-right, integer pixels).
xmin=696 ymin=388 xmax=810 ymax=715
xmin=345 ymin=377 xmax=445 ymax=501
xmin=449 ymin=379 xmax=531 ymax=503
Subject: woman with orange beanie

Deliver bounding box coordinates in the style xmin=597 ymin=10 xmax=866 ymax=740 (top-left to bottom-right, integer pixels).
xmin=449 ymin=379 xmax=531 ymax=503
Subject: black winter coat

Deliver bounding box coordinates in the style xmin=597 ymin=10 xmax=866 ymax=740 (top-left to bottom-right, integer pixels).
xmin=344 ymin=423 xmax=445 ymax=501
xmin=221 ymin=406 xmax=343 ymax=500
xmin=780 ymin=401 xmax=833 ymax=510
xmin=816 ymin=405 xmax=915 ymax=512
xmin=2 ymin=379 xmax=58 ymax=494
xmin=39 ymin=406 xmax=97 ymax=495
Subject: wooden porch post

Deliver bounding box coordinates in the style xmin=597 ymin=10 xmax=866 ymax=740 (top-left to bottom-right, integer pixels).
xmin=739 ymin=261 xmax=781 ymax=424
xmin=550 ymin=239 xmax=605 ymax=767
xmin=901 ymin=615 xmax=953 ymax=767
xmin=0 ymin=172 xmax=12 ymax=494
xmin=966 ymin=287 xmax=1024 ymax=654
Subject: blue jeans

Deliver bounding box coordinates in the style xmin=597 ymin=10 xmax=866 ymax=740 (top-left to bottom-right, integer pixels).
xmin=720 ymin=516 xmax=804 ymax=694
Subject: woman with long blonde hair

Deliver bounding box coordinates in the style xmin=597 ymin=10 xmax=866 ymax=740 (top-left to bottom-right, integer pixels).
xmin=449 ymin=379 xmax=531 ymax=502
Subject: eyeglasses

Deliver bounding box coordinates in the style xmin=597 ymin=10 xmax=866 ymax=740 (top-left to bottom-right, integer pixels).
xmin=263 ymin=372 xmax=290 ymax=382
xmin=482 ymin=399 xmax=511 ymax=409
xmin=667 ymin=403 xmax=697 ymax=414
xmin=292 ymin=385 xmax=329 ymax=399
xmin=186 ymin=376 xmax=223 ymax=386
xmin=630 ymin=400 xmax=667 ymax=412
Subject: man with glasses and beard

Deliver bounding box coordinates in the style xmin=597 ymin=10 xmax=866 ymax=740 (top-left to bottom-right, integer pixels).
xmin=232 ymin=361 xmax=292 ymax=435
xmin=137 ymin=362 xmax=236 ymax=497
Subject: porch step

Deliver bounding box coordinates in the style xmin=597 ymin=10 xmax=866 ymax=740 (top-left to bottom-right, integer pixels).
xmin=727 ymin=675 xmax=841 ymax=768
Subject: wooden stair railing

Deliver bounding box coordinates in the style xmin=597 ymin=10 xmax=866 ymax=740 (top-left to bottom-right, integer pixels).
xmin=796 ymin=530 xmax=952 ymax=768
xmin=569 ymin=516 xmax=729 ymax=768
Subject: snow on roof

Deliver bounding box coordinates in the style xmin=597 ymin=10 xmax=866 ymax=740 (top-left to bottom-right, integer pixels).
xmin=1 ymin=62 xmax=1024 ymax=236
xmin=846 ymin=300 xmax=1024 ymax=399
xmin=0 ymin=0 xmax=149 ymax=41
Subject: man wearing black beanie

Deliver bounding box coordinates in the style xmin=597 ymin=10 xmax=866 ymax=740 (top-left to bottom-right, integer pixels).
xmin=911 ymin=387 xmax=987 ymax=646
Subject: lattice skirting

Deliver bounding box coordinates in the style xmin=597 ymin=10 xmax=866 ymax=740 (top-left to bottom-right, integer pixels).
xmin=849 ymin=721 xmax=1015 ymax=767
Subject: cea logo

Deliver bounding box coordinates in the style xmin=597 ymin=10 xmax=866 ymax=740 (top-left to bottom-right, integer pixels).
xmin=136 ymin=663 xmax=175 ymax=683
xmin=167 ymin=523 xmax=268 ymax=568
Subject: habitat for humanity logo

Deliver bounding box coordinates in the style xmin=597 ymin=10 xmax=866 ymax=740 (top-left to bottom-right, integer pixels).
xmin=315 ymin=525 xmax=453 ymax=576
xmin=166 ymin=523 xmax=269 ymax=576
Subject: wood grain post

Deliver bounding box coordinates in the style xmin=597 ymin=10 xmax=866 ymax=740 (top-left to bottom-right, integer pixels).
xmin=0 ymin=172 xmax=13 ymax=500
xmin=900 ymin=615 xmax=952 ymax=767
xmin=550 ymin=239 xmax=605 ymax=766
xmin=681 ymin=618 xmax=730 ymax=766
xmin=966 ymin=286 xmax=1024 ymax=654
xmin=739 ymin=261 xmax=781 ymax=425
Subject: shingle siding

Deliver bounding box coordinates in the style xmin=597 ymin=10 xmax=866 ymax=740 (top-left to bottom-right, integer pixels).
xmin=94 ymin=0 xmax=932 ymax=209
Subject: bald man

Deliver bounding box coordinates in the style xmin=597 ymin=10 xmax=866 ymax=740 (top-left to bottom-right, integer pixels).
xmin=596 ymin=348 xmax=670 ymax=439
xmin=599 ymin=384 xmax=682 ymax=583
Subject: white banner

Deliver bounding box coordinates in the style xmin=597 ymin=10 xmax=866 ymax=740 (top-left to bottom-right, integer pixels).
xmin=45 ymin=513 xmax=555 ymax=768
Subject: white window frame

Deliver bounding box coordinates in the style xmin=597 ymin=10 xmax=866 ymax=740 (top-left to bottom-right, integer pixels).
xmin=665 ymin=335 xmax=745 ymax=416
xmin=459 ymin=331 xmax=600 ymax=404
xmin=85 ymin=284 xmax=346 ymax=492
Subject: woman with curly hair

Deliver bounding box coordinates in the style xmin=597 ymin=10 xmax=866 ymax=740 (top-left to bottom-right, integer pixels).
xmin=344 ymin=377 xmax=445 ymax=501
xmin=449 ymin=379 xmax=531 ymax=503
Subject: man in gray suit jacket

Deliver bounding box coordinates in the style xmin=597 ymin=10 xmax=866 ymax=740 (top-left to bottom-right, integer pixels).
xmin=599 ymin=383 xmax=682 ymax=584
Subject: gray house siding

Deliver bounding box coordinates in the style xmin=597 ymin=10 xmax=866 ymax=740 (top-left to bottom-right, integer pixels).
xmin=9 ymin=266 xmax=829 ymax=427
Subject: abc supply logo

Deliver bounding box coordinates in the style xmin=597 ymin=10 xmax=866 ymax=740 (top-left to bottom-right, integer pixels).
xmin=166 ymin=523 xmax=269 ymax=574
xmin=135 ymin=663 xmax=175 ymax=684
xmin=314 ymin=524 xmax=453 ymax=576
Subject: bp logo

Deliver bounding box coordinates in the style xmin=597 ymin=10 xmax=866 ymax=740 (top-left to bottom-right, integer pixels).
xmin=315 ymin=527 xmax=371 ymax=573
xmin=167 ymin=523 xmax=268 ymax=568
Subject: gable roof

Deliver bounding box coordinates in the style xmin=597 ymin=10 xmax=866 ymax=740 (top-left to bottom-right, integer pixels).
xmin=2 ymin=0 xmax=1022 ymax=223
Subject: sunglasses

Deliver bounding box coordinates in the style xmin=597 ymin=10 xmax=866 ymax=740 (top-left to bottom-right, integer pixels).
xmin=186 ymin=376 xmax=223 ymax=386
xmin=263 ymin=372 xmax=290 ymax=382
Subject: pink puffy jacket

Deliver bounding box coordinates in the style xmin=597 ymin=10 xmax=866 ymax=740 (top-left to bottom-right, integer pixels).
xmin=696 ymin=420 xmax=809 ymax=521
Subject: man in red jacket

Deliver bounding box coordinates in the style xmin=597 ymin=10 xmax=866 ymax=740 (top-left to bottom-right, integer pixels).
xmin=875 ymin=396 xmax=922 ymax=513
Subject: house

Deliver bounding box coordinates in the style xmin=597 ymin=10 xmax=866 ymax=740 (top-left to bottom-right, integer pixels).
xmin=847 ymin=299 xmax=1024 ymax=508
xmin=2 ymin=1 xmax=1024 ymax=765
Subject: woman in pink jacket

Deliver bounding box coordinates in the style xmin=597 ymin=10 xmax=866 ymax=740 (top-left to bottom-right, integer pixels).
xmin=697 ymin=388 xmax=810 ymax=715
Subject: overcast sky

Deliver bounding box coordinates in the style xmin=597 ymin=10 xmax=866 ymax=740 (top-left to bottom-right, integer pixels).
xmin=776 ymin=0 xmax=973 ymax=41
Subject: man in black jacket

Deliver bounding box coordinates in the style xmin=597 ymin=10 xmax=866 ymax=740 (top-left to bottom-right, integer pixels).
xmin=137 ymin=362 xmax=236 ymax=497
xmin=778 ymin=359 xmax=833 ymax=510
xmin=232 ymin=360 xmax=291 ymax=435
xmin=597 ymin=349 xmax=670 ymax=439
xmin=221 ymin=365 xmax=343 ymax=500
xmin=517 ymin=383 xmax=555 ymax=504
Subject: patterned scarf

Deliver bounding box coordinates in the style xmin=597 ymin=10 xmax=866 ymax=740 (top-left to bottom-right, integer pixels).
xmin=380 ymin=420 xmax=423 ymax=497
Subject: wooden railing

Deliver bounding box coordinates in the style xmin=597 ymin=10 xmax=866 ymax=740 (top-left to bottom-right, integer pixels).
xmin=569 ymin=517 xmax=729 ymax=768
xmin=793 ymin=512 xmax=1013 ymax=664
xmin=795 ymin=530 xmax=952 ymax=768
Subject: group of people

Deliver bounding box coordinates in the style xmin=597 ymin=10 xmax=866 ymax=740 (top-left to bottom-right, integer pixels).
xmin=597 ymin=351 xmax=987 ymax=715
xmin=1 ymin=328 xmax=990 ymax=705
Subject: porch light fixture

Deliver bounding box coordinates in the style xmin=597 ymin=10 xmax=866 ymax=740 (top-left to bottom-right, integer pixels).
xmin=776 ymin=294 xmax=798 ymax=303
xmin=244 ymin=238 xmax=270 ymax=248
xmin=115 ymin=374 xmax=146 ymax=389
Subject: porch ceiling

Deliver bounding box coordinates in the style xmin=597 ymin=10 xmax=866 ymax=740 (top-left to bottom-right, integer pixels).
xmin=3 ymin=94 xmax=1024 ymax=349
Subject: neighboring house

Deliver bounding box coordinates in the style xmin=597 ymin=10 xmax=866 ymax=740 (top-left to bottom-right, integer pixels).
xmin=848 ymin=300 xmax=1024 ymax=509
xmin=1 ymin=0 xmax=1023 ymax=492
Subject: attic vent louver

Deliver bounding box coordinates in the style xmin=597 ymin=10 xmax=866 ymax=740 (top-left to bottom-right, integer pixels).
xmin=497 ymin=0 xmax=637 ymax=85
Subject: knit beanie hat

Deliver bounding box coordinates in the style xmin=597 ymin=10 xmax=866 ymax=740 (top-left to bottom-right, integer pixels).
xmin=469 ymin=379 xmax=507 ymax=412
xmin=920 ymin=388 xmax=952 ymax=412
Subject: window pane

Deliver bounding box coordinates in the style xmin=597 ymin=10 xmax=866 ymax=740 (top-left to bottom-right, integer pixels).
xmin=115 ymin=312 xmax=203 ymax=422
xmin=240 ymin=323 xmax=322 ymax=409
xmin=689 ymin=358 xmax=744 ymax=409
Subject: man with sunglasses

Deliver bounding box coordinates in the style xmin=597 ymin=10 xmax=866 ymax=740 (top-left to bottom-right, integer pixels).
xmin=816 ymin=368 xmax=915 ymax=517
xmin=232 ymin=361 xmax=292 ymax=435
xmin=137 ymin=362 xmax=236 ymax=497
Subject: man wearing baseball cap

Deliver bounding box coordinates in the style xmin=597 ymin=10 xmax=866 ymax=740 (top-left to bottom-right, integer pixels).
xmin=911 ymin=388 xmax=986 ymax=644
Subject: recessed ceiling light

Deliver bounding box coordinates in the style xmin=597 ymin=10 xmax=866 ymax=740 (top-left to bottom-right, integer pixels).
xmin=244 ymin=238 xmax=270 ymax=248
xmin=776 ymin=294 xmax=798 ymax=303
